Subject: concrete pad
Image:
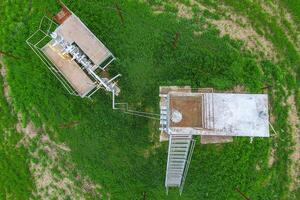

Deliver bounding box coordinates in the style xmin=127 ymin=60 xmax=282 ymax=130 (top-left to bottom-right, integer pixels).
xmin=210 ymin=93 xmax=269 ymax=137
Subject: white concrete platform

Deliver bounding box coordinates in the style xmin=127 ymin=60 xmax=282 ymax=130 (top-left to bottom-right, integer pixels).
xmin=169 ymin=93 xmax=269 ymax=137
xmin=210 ymin=93 xmax=269 ymax=137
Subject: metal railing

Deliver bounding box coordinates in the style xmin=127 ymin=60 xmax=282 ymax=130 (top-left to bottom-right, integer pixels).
xmin=179 ymin=139 xmax=196 ymax=195
xmin=112 ymin=89 xmax=160 ymax=120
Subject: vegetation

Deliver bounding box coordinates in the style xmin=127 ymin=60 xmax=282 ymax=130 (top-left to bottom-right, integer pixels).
xmin=0 ymin=65 xmax=35 ymax=199
xmin=0 ymin=0 xmax=298 ymax=199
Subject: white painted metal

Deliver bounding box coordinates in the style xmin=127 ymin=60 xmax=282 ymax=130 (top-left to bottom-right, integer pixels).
xmin=165 ymin=134 xmax=194 ymax=192
xmin=112 ymin=90 xmax=160 ymax=120
xmin=27 ymin=14 xmax=119 ymax=98
xmin=159 ymin=94 xmax=168 ymax=133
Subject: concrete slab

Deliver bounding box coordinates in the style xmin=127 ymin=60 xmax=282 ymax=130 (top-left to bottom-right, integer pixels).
xmin=210 ymin=93 xmax=269 ymax=137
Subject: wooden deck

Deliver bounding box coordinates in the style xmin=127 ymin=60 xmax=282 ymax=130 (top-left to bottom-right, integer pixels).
xmin=53 ymin=6 xmax=72 ymax=24
xmin=55 ymin=15 xmax=111 ymax=66
xmin=42 ymin=44 xmax=96 ymax=97
xmin=169 ymin=94 xmax=203 ymax=128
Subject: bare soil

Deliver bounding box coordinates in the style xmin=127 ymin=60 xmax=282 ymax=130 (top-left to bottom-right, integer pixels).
xmin=268 ymin=147 xmax=276 ymax=168
xmin=176 ymin=3 xmax=193 ymax=19
xmin=173 ymin=1 xmax=278 ymax=60
xmin=287 ymin=94 xmax=300 ymax=191
xmin=0 ymin=58 xmax=12 ymax=104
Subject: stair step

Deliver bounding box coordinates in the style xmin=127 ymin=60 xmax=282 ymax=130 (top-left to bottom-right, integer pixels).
xmin=170 ymin=162 xmax=185 ymax=165
xmin=160 ymin=121 xmax=167 ymax=125
xmin=169 ymin=165 xmax=185 ymax=169
xmin=170 ymin=158 xmax=186 ymax=161
xmin=160 ymin=105 xmax=167 ymax=110
xmin=160 ymin=115 xmax=167 ymax=120
xmin=170 ymin=148 xmax=188 ymax=151
xmin=166 ymin=183 xmax=180 ymax=187
xmin=169 ymin=156 xmax=186 ymax=159
xmin=167 ymin=178 xmax=181 ymax=183
xmin=169 ymin=162 xmax=185 ymax=165
xmin=167 ymin=182 xmax=181 ymax=186
xmin=168 ymin=169 xmax=184 ymax=173
xmin=172 ymin=140 xmax=190 ymax=143
xmin=167 ymin=172 xmax=182 ymax=175
xmin=160 ymin=111 xmax=167 ymax=115
xmin=167 ymin=179 xmax=181 ymax=183
xmin=171 ymin=144 xmax=189 ymax=148
xmin=172 ymin=136 xmax=192 ymax=139
xmin=168 ymin=170 xmax=184 ymax=173
xmin=169 ymin=152 xmax=187 ymax=156
xmin=167 ymin=174 xmax=182 ymax=180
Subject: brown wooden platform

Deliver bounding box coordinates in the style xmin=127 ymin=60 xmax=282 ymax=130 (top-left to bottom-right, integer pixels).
xmin=42 ymin=44 xmax=96 ymax=97
xmin=169 ymin=94 xmax=203 ymax=128
xmin=55 ymin=15 xmax=111 ymax=66
xmin=53 ymin=6 xmax=72 ymax=24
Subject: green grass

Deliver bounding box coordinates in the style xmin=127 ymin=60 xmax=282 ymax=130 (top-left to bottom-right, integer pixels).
xmin=0 ymin=0 xmax=298 ymax=199
xmin=0 ymin=65 xmax=35 ymax=199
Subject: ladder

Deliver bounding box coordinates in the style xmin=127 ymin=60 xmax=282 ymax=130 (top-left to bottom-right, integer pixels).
xmin=165 ymin=134 xmax=195 ymax=194
xmin=160 ymin=105 xmax=168 ymax=132
xmin=159 ymin=94 xmax=168 ymax=132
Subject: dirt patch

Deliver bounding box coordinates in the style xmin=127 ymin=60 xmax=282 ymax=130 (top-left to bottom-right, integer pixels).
xmin=152 ymin=5 xmax=164 ymax=14
xmin=0 ymin=58 xmax=12 ymax=104
xmin=233 ymin=85 xmax=246 ymax=93
xmin=10 ymin=95 xmax=103 ymax=198
xmin=260 ymin=1 xmax=300 ymax=52
xmin=144 ymin=119 xmax=162 ymax=158
xmin=21 ymin=124 xmax=105 ymax=199
xmin=176 ymin=3 xmax=193 ymax=19
xmin=287 ymin=94 xmax=300 ymax=191
xmin=210 ymin=18 xmax=277 ymax=60
xmin=260 ymin=2 xmax=276 ymax=17
xmin=191 ymin=0 xmax=216 ymax=13
xmin=177 ymin=1 xmax=279 ymax=60
xmin=144 ymin=142 xmax=161 ymax=158
xmin=1 ymin=57 xmax=108 ymax=199
xmin=201 ymin=135 xmax=233 ymax=144
xmin=152 ymin=1 xmax=279 ymax=61
xmin=268 ymin=147 xmax=276 ymax=168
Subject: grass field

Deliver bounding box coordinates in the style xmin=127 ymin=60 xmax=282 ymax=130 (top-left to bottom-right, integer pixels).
xmin=0 ymin=0 xmax=299 ymax=199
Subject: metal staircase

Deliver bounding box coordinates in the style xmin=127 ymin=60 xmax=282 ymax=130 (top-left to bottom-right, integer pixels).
xmin=165 ymin=134 xmax=195 ymax=194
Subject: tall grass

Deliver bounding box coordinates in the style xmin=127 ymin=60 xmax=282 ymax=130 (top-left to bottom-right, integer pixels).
xmin=0 ymin=0 xmax=297 ymax=199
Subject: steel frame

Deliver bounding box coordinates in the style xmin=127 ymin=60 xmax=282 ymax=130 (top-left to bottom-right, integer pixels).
xmin=26 ymin=16 xmax=119 ymax=98
xmin=26 ymin=16 xmax=78 ymax=96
